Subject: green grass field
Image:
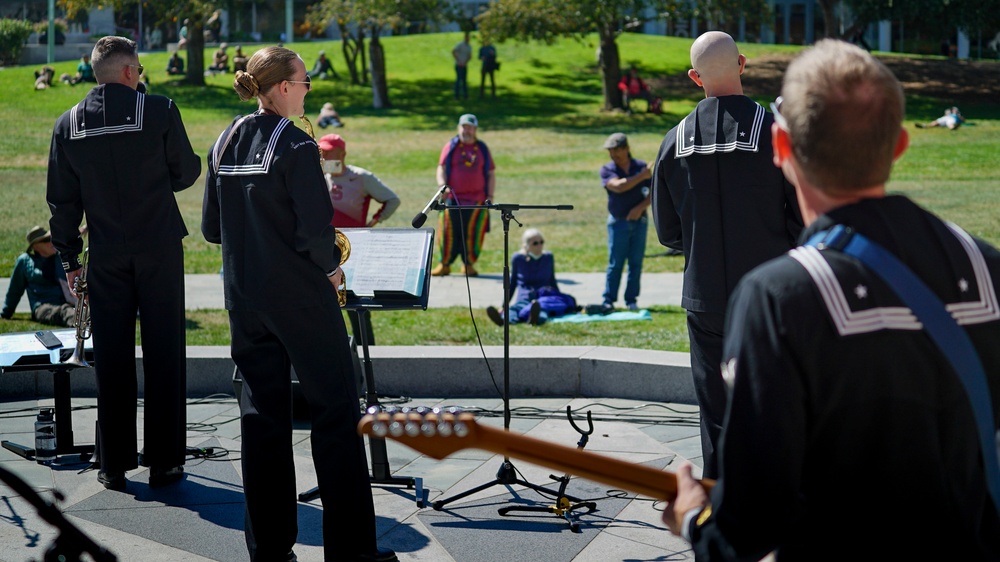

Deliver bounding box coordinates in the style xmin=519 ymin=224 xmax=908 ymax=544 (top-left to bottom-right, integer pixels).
xmin=1 ymin=32 xmax=998 ymax=349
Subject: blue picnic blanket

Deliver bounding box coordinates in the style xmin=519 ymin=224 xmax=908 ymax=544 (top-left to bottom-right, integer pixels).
xmin=549 ymin=309 xmax=652 ymax=323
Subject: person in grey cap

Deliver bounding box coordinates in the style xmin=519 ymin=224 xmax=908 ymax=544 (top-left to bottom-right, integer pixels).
xmin=432 ymin=113 xmax=495 ymax=276
xmin=651 ymin=31 xmax=802 ymax=480
xmin=1 ymin=225 xmax=77 ymax=327
xmin=598 ymin=131 xmax=653 ymax=311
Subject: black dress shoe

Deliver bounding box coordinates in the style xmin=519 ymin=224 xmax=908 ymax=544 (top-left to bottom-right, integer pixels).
xmin=285 ymin=551 xmax=297 ymax=562
xmin=97 ymin=470 xmax=126 ymax=491
xmin=149 ymin=465 xmax=184 ymax=487
xmin=528 ymin=300 xmax=541 ymax=325
xmin=486 ymin=306 xmax=504 ymax=326
xmin=350 ymin=549 xmax=397 ymax=562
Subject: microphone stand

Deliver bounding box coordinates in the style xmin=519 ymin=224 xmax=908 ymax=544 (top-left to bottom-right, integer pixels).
xmin=430 ymin=200 xmax=579 ymax=511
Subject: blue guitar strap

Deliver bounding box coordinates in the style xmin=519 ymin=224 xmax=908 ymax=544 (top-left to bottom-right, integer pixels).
xmin=806 ymin=224 xmax=1000 ymax=516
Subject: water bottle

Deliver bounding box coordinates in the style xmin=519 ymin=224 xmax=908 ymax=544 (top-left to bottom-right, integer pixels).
xmin=34 ymin=409 xmax=57 ymax=465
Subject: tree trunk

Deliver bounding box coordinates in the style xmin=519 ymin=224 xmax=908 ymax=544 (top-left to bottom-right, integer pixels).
xmin=185 ymin=22 xmax=206 ymax=86
xmin=339 ymin=22 xmax=361 ymax=85
xmin=598 ymin=28 xmax=622 ymax=111
xmin=817 ymin=0 xmax=838 ymax=39
xmin=369 ymin=29 xmax=389 ymax=108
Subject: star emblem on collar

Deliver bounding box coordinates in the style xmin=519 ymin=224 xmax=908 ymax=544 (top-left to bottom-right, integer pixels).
xmin=958 ymin=278 xmax=969 ymax=292
xmin=854 ymin=284 xmax=868 ymax=299
xmin=256 ymin=153 xmax=262 ymax=160
xmin=739 ymin=131 xmax=746 ymax=137
xmin=689 ymin=135 xmax=695 ymax=142
xmin=126 ymin=116 xmax=132 ymax=122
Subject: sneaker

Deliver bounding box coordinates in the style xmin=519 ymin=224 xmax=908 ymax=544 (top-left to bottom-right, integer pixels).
xmin=627 ymin=302 xmax=639 ymax=311
xmin=915 ymin=122 xmax=926 ymax=128
xmin=460 ymin=263 xmax=478 ymax=276
xmin=430 ymin=263 xmax=450 ymax=276
xmin=486 ymin=306 xmax=504 ymax=326
xmin=528 ymin=300 xmax=541 ymax=325
xmin=97 ymin=470 xmax=126 ymax=491
xmin=149 ymin=465 xmax=184 ymax=487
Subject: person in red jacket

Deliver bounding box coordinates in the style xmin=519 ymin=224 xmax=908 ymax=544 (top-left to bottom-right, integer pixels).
xmin=618 ymin=66 xmax=653 ymax=113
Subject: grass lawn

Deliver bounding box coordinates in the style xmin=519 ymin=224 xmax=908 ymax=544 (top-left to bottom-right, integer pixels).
xmin=1 ymin=32 xmax=998 ymax=348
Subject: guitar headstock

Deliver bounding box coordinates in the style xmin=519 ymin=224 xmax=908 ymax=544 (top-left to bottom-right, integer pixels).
xmin=358 ymin=406 xmax=481 ymax=460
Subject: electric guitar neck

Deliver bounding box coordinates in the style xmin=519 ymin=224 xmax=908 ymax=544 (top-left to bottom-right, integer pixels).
xmin=357 ymin=408 xmax=714 ymax=501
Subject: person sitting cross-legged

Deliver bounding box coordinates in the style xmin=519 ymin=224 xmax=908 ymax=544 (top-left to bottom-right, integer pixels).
xmin=486 ymin=228 xmax=578 ymax=326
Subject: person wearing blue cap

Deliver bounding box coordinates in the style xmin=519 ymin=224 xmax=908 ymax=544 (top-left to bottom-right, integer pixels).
xmin=432 ymin=113 xmax=495 ymax=276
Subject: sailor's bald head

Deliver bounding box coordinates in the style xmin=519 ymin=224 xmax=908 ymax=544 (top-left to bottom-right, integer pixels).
xmin=690 ymin=31 xmax=742 ymax=82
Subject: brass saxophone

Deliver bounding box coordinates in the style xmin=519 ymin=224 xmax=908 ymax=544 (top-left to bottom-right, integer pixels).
xmin=301 ymin=114 xmax=351 ymax=306
xmin=65 ymin=248 xmax=91 ymax=367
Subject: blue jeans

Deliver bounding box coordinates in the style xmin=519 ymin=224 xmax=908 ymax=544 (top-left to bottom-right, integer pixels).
xmin=454 ymin=65 xmax=468 ymax=99
xmin=603 ymin=215 xmax=647 ymax=306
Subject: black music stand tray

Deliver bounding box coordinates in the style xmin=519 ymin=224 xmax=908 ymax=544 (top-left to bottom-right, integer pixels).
xmin=297 ymin=228 xmax=434 ymax=508
xmin=1 ymin=345 xmax=96 ymax=464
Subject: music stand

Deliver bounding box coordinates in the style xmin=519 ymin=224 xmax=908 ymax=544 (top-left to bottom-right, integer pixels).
xmin=429 ymin=200 xmax=579 ymax=511
xmin=297 ymin=228 xmax=434 ymax=508
xmin=0 ymin=330 xmax=96 ymax=464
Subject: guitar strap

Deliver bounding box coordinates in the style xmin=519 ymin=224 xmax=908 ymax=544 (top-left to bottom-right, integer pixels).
xmin=806 ymin=224 xmax=1000 ymax=516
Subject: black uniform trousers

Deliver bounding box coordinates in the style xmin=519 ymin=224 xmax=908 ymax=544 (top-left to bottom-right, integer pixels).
xmin=230 ymin=302 xmax=377 ymax=561
xmin=686 ymin=310 xmax=726 ymax=480
xmin=88 ymin=240 xmax=187 ymax=472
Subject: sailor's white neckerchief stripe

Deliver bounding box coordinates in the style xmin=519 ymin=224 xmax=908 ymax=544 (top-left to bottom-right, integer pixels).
xmin=790 ymin=222 xmax=999 ymax=336
xmin=214 ymin=116 xmax=292 ymax=176
xmin=69 ymin=91 xmax=146 ymax=140
xmin=675 ymin=102 xmax=764 ymax=157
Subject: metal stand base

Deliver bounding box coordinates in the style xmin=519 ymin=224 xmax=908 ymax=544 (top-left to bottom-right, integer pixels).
xmin=1 ymin=365 xmax=95 ymax=465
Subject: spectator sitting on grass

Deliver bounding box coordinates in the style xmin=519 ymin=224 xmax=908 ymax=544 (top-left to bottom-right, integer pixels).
xmin=916 ymin=106 xmax=965 ymax=130
xmin=486 ymin=228 xmax=578 ymax=327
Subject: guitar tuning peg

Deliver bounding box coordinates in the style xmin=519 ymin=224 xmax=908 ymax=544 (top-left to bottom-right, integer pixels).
xmin=414 ymin=406 xmax=431 ymax=416
xmin=370 ymin=421 xmax=388 ymax=438
xmin=404 ymin=420 xmax=421 ymax=437
xmin=366 ymin=405 xmax=382 ymax=415
xmin=453 ymin=421 xmax=469 ymax=438
xmin=420 ymin=420 xmax=436 ymax=436
xmin=436 ymin=420 xmax=453 ymax=437
xmin=388 ymin=420 xmax=405 ymax=437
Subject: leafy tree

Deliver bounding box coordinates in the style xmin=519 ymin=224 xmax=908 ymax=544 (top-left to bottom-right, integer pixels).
xmin=307 ymin=0 xmax=369 ymax=85
xmin=61 ymin=0 xmax=215 ymax=85
xmin=475 ymin=0 xmax=768 ymax=111
xmin=310 ymin=0 xmax=445 ymax=108
xmin=818 ymin=0 xmax=1000 ymax=50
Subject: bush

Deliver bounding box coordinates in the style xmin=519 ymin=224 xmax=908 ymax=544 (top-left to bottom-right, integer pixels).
xmin=0 ymin=19 xmax=34 ymax=66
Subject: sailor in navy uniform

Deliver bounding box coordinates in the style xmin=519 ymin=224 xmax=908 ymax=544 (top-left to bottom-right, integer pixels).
xmin=202 ymin=46 xmax=395 ymax=562
xmin=46 ymin=36 xmax=200 ymax=490
xmin=663 ymin=39 xmax=1000 ymax=560
xmin=652 ymin=31 xmax=802 ymax=479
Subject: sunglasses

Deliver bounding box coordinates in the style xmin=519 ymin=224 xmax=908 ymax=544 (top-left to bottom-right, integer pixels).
xmin=126 ymin=63 xmax=144 ymax=75
xmin=529 ymin=239 xmax=545 ymax=246
xmin=770 ymin=96 xmax=788 ymax=131
xmin=286 ymin=76 xmax=311 ymax=91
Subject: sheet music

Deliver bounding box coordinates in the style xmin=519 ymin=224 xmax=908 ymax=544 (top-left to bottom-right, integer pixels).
xmin=340 ymin=228 xmax=432 ymax=298
xmin=0 ymin=329 xmax=82 ymax=367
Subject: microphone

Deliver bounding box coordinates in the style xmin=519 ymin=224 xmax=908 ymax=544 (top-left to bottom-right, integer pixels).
xmin=412 ymin=184 xmax=449 ymax=228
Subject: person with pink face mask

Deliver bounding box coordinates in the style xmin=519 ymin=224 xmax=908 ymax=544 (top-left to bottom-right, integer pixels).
xmin=318 ymin=134 xmax=400 ymax=228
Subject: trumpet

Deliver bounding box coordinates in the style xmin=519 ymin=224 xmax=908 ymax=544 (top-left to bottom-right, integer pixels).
xmin=301 ymin=113 xmax=352 ymax=307
xmin=65 ymin=248 xmax=91 ymax=367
